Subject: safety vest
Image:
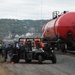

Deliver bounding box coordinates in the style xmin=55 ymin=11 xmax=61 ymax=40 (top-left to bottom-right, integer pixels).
xmin=34 ymin=41 xmax=44 ymax=48
xmin=23 ymin=40 xmax=27 ymax=45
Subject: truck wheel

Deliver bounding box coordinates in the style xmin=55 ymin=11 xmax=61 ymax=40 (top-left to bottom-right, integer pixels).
xmin=38 ymin=55 xmax=42 ymax=64
xmin=25 ymin=59 xmax=31 ymax=63
xmin=51 ymin=54 xmax=57 ymax=64
xmin=12 ymin=55 xmax=19 ymax=63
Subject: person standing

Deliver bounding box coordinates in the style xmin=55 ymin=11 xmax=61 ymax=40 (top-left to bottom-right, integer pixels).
xmin=1 ymin=42 xmax=9 ymax=63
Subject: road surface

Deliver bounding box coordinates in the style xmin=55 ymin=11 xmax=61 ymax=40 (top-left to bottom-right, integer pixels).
xmin=0 ymin=53 xmax=75 ymax=75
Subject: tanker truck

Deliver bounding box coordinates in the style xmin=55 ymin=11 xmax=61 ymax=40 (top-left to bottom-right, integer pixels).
xmin=42 ymin=11 xmax=75 ymax=53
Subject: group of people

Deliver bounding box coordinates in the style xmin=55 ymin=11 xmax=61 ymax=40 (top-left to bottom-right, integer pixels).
xmin=0 ymin=39 xmax=45 ymax=64
xmin=23 ymin=39 xmax=45 ymax=49
xmin=1 ymin=41 xmax=19 ymax=64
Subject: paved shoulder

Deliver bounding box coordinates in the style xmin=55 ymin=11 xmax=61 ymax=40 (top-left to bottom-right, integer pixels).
xmin=3 ymin=54 xmax=75 ymax=75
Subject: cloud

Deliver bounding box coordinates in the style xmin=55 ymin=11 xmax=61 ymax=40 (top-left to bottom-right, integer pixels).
xmin=0 ymin=0 xmax=75 ymax=19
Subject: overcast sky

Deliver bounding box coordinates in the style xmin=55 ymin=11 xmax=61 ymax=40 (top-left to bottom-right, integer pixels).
xmin=0 ymin=0 xmax=75 ymax=20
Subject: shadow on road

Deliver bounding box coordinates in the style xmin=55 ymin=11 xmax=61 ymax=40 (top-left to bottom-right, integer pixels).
xmin=16 ymin=60 xmax=53 ymax=65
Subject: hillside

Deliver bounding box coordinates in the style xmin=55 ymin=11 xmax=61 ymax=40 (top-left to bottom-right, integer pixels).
xmin=0 ymin=19 xmax=49 ymax=38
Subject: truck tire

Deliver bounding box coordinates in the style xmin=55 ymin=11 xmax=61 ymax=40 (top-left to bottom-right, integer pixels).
xmin=25 ymin=59 xmax=31 ymax=63
xmin=38 ymin=55 xmax=42 ymax=64
xmin=51 ymin=54 xmax=57 ymax=64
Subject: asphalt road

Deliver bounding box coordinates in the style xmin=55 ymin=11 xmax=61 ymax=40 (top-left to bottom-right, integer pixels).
xmin=0 ymin=53 xmax=74 ymax=75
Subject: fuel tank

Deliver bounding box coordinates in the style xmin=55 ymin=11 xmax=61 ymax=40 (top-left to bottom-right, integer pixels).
xmin=42 ymin=12 xmax=75 ymax=40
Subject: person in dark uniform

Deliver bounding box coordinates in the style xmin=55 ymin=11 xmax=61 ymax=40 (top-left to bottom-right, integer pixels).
xmin=1 ymin=42 xmax=9 ymax=63
xmin=8 ymin=44 xmax=14 ymax=63
xmin=2 ymin=42 xmax=14 ymax=63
